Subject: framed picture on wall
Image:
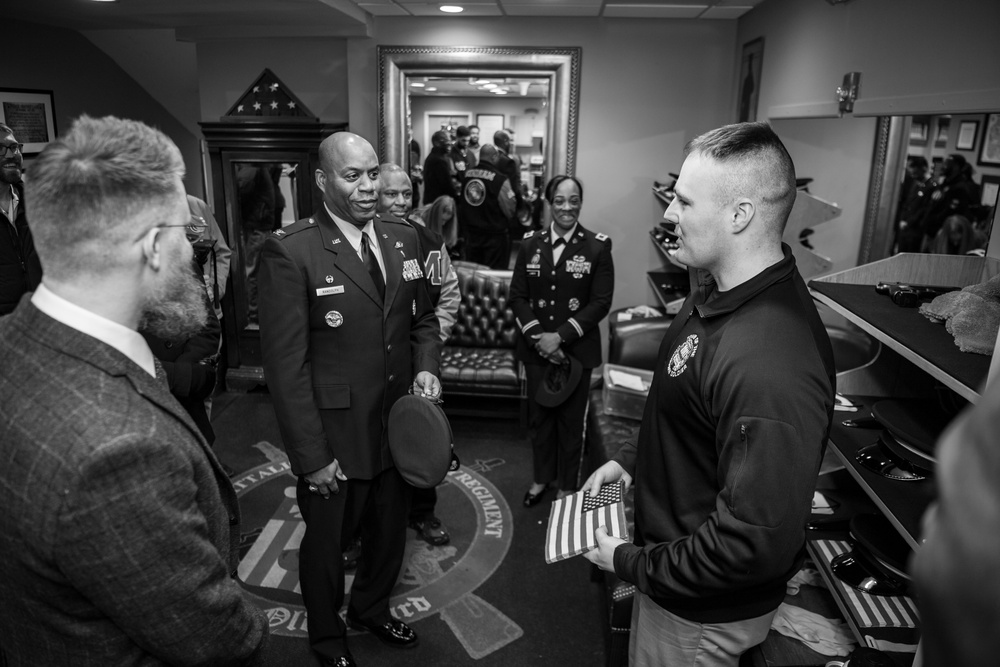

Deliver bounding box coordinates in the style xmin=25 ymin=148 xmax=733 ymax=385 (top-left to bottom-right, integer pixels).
xmin=737 ymin=37 xmax=764 ymax=123
xmin=476 ymin=114 xmax=505 ymax=144
xmin=978 ymin=113 xmax=1000 ymax=167
xmin=956 ymin=120 xmax=979 ymax=151
xmin=934 ymin=117 xmax=950 ymax=148
xmin=980 ymin=174 xmax=1000 ymax=209
xmin=0 ymin=88 xmax=57 ymax=155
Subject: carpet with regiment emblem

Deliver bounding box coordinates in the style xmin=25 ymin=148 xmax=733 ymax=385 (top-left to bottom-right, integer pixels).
xmin=210 ymin=389 xmax=606 ymax=666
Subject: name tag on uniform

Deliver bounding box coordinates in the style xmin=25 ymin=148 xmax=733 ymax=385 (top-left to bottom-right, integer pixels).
xmin=316 ymin=285 xmax=345 ymax=296
xmin=402 ymin=258 xmax=424 ymax=281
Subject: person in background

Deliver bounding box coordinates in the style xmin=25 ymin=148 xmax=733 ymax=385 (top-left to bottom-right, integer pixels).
xmin=413 ymin=194 xmax=459 ymax=257
xmin=493 ymin=130 xmax=525 ymax=214
xmin=259 ymin=132 xmax=441 ymax=667
xmin=0 ymin=114 xmax=269 ymax=665
xmin=423 ymin=130 xmax=457 ymax=206
xmin=379 ymin=162 xmax=460 ymax=545
xmin=928 ymin=213 xmax=984 ymax=255
xmin=140 ymin=251 xmax=222 ymax=446
xmin=583 ymin=122 xmax=835 ymax=667
xmin=459 ymin=144 xmax=517 ymax=269
xmin=894 ymin=155 xmax=931 ymax=253
xmin=917 ymin=153 xmax=980 ymax=251
xmin=511 ymin=175 xmax=614 ymax=507
xmin=467 ymin=124 xmax=482 ymax=162
xmin=449 ymin=125 xmax=477 ymax=188
xmin=0 ymin=123 xmax=42 ymax=316
xmin=911 ymin=375 xmax=1000 ymax=667
xmin=187 ymin=194 xmax=232 ymax=322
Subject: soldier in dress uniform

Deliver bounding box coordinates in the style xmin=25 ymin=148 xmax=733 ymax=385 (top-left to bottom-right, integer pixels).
xmin=258 ymin=132 xmax=441 ymax=667
xmin=510 ymin=175 xmax=614 ymax=507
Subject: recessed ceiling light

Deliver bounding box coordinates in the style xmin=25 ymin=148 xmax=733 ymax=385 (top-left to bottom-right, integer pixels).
xmin=482 ymin=83 xmax=497 ymax=89
xmin=426 ymin=87 xmax=438 ymax=92
xmin=474 ymin=79 xmax=490 ymax=85
xmin=410 ymin=82 xmax=425 ymax=87
xmin=440 ymin=5 xmax=464 ymax=13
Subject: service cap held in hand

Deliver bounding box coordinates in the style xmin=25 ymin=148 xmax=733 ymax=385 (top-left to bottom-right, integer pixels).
xmin=388 ymin=394 xmax=453 ymax=488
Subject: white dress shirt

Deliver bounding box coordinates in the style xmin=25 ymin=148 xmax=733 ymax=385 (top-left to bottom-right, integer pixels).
xmin=325 ymin=203 xmax=386 ymax=279
xmin=31 ymin=283 xmax=156 ymax=378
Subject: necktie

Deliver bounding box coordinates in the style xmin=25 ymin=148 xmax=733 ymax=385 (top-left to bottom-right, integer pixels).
xmin=361 ymin=233 xmax=385 ymax=301
xmin=553 ymin=236 xmax=567 ymax=263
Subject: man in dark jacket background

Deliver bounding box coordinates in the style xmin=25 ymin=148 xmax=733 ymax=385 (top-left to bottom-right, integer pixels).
xmin=0 ymin=123 xmax=42 ymax=315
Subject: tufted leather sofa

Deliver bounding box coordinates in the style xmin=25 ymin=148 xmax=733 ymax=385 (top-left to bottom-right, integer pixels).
xmin=440 ymin=265 xmax=526 ymax=407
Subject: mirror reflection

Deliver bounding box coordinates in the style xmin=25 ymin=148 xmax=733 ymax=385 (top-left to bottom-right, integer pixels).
xmin=233 ymin=161 xmax=300 ymax=327
xmin=892 ymin=113 xmax=999 ymax=257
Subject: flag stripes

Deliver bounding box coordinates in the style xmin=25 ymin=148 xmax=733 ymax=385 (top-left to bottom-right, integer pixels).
xmin=813 ymin=539 xmax=919 ymax=628
xmin=545 ymin=482 xmax=628 ymax=563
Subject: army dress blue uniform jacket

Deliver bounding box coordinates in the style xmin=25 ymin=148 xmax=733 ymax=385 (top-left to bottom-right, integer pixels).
xmin=510 ymin=224 xmax=614 ymax=368
xmin=258 ymin=208 xmax=441 ymax=479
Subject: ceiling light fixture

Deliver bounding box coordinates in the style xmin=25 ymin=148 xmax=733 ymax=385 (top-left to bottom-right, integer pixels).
xmin=474 ymin=79 xmax=490 ymax=85
xmin=482 ymin=83 xmax=497 ymax=89
xmin=426 ymin=87 xmax=438 ymax=92
xmin=440 ymin=5 xmax=464 ymax=13
xmin=410 ymin=82 xmax=425 ymax=87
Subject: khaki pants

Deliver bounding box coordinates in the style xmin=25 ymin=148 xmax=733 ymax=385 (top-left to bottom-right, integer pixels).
xmin=629 ymin=591 xmax=776 ymax=667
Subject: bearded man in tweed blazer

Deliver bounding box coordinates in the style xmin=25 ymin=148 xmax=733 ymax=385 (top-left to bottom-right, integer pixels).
xmin=0 ymin=116 xmax=269 ymax=665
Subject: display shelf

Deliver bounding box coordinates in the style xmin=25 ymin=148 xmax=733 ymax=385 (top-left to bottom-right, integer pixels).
xmin=807 ymin=540 xmax=919 ymax=661
xmin=648 ymin=229 xmax=687 ymax=271
xmin=652 ymin=187 xmax=673 ymax=207
xmin=809 ymin=253 xmax=1000 ymax=403
xmin=825 ymin=413 xmax=934 ymax=551
xmin=646 ymin=271 xmax=688 ymax=314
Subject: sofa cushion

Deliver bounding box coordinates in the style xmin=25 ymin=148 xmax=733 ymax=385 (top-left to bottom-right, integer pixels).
xmin=447 ymin=268 xmax=518 ymax=349
xmin=441 ymin=347 xmax=522 ymax=396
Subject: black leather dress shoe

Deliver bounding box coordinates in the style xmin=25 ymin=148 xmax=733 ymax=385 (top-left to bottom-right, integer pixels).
xmin=523 ymin=486 xmax=549 ymax=508
xmin=346 ymin=615 xmax=419 ymax=649
xmin=321 ymin=654 xmax=357 ymax=666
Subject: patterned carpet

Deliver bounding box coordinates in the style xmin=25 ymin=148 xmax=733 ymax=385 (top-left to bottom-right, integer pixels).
xmin=211 ymin=390 xmax=607 ymax=666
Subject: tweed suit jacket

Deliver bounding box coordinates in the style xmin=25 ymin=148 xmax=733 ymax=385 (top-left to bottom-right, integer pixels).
xmin=0 ymin=298 xmax=268 ymax=666
xmin=258 ymin=208 xmax=441 ymax=479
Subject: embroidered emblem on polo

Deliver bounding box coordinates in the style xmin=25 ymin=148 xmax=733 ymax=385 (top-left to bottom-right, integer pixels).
xmin=667 ymin=334 xmax=699 ymax=377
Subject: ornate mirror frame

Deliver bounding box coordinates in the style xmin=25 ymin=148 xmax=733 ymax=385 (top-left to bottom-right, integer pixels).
xmin=378 ymin=46 xmax=581 ymax=179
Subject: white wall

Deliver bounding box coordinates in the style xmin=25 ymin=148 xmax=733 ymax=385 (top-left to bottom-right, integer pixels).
xmin=349 ymin=16 xmax=737 ymax=315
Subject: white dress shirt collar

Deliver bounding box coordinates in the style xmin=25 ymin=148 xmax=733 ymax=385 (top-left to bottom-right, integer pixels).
xmin=31 ymin=283 xmax=157 ymax=377
xmin=324 ymin=203 xmax=385 ymax=276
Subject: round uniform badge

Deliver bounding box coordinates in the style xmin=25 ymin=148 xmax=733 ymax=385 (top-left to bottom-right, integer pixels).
xmin=325 ymin=311 xmax=344 ymax=328
xmin=326 ymin=275 xmax=335 ymax=284
xmin=464 ymin=179 xmax=486 ymax=206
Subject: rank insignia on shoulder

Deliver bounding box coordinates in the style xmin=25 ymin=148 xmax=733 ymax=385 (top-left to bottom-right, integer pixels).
xmin=596 ymin=232 xmax=609 ymax=242
xmin=523 ymin=231 xmax=535 ymax=239
xmin=273 ymin=229 xmax=286 ymax=237
xmin=332 ymin=238 xmax=341 ymax=245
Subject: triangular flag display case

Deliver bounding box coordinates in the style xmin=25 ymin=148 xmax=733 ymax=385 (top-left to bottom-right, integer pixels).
xmin=223 ymin=68 xmax=316 ymax=122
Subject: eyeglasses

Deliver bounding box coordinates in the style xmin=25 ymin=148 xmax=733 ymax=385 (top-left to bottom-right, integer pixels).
xmin=0 ymin=144 xmax=24 ymax=158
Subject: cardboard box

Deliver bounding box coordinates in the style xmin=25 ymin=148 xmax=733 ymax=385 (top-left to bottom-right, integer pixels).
xmin=602 ymin=364 xmax=654 ymax=421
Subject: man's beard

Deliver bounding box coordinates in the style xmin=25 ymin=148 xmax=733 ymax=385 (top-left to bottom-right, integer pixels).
xmin=139 ymin=252 xmax=209 ymax=342
xmin=469 ymin=137 xmax=479 ymax=147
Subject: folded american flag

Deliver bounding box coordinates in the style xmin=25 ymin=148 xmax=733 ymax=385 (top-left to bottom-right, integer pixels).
xmin=545 ymin=481 xmax=629 ymax=564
